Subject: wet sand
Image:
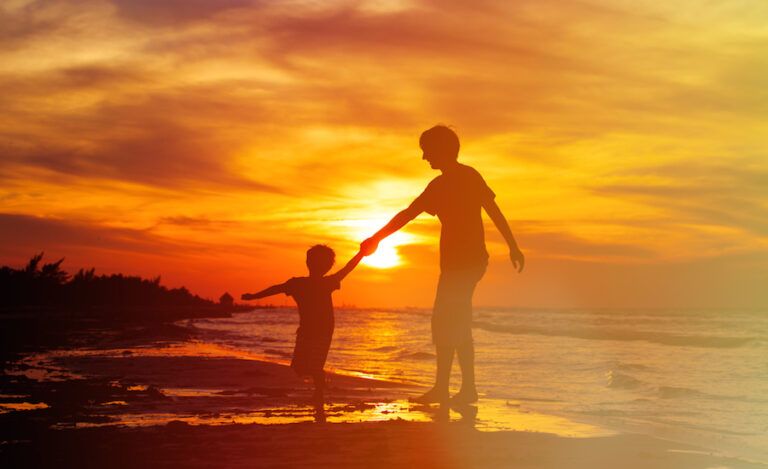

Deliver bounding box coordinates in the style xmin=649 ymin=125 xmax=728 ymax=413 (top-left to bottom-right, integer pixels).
xmin=1 ymin=330 xmax=765 ymax=468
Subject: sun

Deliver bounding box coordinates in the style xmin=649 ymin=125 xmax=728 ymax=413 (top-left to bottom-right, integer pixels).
xmin=362 ymin=236 xmax=402 ymax=269
xmin=332 ymin=218 xmax=416 ymax=269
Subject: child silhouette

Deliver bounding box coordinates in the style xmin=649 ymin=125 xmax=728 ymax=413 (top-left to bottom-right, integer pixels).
xmin=242 ymin=245 xmax=365 ymax=404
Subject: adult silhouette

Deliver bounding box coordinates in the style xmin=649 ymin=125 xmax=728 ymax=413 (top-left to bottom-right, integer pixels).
xmin=361 ymin=125 xmax=524 ymax=404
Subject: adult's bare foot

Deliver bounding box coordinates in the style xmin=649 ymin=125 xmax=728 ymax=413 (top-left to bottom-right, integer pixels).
xmin=450 ymin=388 xmax=478 ymax=405
xmin=410 ymin=387 xmax=449 ymax=405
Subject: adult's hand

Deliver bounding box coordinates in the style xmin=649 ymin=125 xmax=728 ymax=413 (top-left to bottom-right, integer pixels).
xmin=360 ymin=237 xmax=380 ymax=256
xmin=510 ymin=248 xmax=525 ymax=273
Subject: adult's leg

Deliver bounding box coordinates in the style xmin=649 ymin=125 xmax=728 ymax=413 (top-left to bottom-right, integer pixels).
xmin=435 ymin=344 xmax=455 ymax=394
xmin=411 ymin=344 xmax=452 ymax=404
xmin=412 ymin=272 xmax=453 ymax=404
xmin=452 ymin=266 xmax=485 ymax=403
xmin=455 ymin=341 xmax=476 ymax=400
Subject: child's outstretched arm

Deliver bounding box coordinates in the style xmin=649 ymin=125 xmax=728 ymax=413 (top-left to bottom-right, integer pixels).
xmin=241 ymin=282 xmax=288 ymax=300
xmin=330 ymin=251 xmax=365 ymax=282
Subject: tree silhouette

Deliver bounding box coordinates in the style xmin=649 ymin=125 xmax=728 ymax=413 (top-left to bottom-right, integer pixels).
xmin=0 ymin=253 xmax=235 ymax=321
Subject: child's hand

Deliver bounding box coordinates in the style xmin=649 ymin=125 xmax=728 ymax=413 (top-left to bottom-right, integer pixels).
xmin=241 ymin=293 xmax=254 ymax=301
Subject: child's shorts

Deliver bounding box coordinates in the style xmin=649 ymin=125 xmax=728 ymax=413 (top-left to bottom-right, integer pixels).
xmin=291 ymin=326 xmax=333 ymax=375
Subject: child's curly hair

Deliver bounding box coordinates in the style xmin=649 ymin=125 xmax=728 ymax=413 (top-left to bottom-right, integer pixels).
xmin=306 ymin=244 xmax=335 ymax=275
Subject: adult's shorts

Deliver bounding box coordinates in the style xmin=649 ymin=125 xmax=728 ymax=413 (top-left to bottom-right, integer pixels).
xmin=431 ymin=264 xmax=486 ymax=346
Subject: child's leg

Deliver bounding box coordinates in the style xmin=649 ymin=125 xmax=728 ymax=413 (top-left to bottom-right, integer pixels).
xmin=312 ymin=370 xmax=326 ymax=400
xmin=311 ymin=370 xmax=326 ymax=422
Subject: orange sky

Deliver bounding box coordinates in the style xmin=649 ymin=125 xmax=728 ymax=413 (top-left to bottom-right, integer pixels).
xmin=1 ymin=0 xmax=766 ymax=308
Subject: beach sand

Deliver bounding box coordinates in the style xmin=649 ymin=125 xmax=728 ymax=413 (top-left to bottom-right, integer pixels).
xmin=1 ymin=327 xmax=765 ymax=468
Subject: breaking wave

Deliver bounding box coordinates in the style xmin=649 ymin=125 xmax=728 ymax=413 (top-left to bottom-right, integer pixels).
xmin=473 ymin=321 xmax=755 ymax=349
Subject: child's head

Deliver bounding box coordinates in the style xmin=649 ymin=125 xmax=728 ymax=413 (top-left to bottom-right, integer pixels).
xmin=306 ymin=244 xmax=335 ymax=276
xmin=419 ymin=125 xmax=460 ymax=168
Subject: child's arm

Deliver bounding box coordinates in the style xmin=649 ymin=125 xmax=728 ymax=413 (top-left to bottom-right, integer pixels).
xmin=482 ymin=198 xmax=525 ymax=273
xmin=241 ymin=282 xmax=288 ymax=300
xmin=330 ymin=251 xmax=365 ymax=282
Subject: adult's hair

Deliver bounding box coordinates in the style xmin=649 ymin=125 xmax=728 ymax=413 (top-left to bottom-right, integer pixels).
xmin=419 ymin=125 xmax=460 ymax=160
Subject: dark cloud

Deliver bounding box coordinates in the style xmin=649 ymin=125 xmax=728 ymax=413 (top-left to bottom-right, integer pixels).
xmin=0 ymin=81 xmax=283 ymax=193
xmin=0 ymin=212 xmax=185 ymax=258
xmin=1 ymin=129 xmax=281 ymax=194
xmin=241 ymin=0 xmax=692 ymax=140
xmin=1 ymin=65 xmax=144 ymax=96
xmin=57 ymin=65 xmax=148 ymax=89
xmin=0 ymin=1 xmax=62 ymax=47
xmin=110 ymin=0 xmax=259 ymax=25
xmin=158 ymin=216 xmax=239 ymax=230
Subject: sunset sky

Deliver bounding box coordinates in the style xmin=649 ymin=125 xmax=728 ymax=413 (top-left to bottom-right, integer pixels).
xmin=1 ymin=0 xmax=766 ymax=308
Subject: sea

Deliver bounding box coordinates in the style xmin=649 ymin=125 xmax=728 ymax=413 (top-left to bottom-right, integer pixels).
xmin=190 ymin=306 xmax=768 ymax=462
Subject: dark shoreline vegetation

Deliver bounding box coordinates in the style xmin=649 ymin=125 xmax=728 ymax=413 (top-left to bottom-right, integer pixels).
xmin=0 ymin=253 xmax=250 ymax=362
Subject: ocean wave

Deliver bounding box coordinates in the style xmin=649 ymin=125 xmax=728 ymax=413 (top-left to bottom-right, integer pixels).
xmin=657 ymin=386 xmax=703 ymax=399
xmin=262 ymin=349 xmax=291 ymax=358
xmin=606 ymin=371 xmax=645 ymax=390
xmin=612 ymin=362 xmax=651 ymax=372
xmin=371 ymin=346 xmax=399 ymax=352
xmin=397 ymin=351 xmax=436 ymax=361
xmin=473 ymin=321 xmax=755 ymax=348
xmin=656 ymin=386 xmax=768 ymax=403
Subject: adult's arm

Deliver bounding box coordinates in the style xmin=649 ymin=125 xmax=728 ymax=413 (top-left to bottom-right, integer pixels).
xmin=361 ymin=204 xmax=422 ymax=254
xmin=483 ymin=198 xmax=525 ymax=273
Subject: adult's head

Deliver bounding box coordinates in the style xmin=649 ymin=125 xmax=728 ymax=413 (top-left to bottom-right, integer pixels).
xmin=306 ymin=244 xmax=335 ymax=276
xmin=420 ymin=125 xmax=460 ymax=170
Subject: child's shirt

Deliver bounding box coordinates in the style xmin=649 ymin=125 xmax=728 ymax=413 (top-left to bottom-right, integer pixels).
xmin=284 ymin=275 xmax=340 ymax=333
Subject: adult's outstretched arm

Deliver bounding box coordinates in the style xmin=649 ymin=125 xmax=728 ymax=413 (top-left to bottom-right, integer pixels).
xmin=361 ymin=204 xmax=422 ymax=254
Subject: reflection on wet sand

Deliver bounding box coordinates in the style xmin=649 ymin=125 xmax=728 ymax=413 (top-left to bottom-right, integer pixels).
xmin=59 ymin=397 xmax=609 ymax=437
xmin=2 ymin=341 xmax=610 ymax=438
xmin=0 ymin=401 xmax=50 ymax=413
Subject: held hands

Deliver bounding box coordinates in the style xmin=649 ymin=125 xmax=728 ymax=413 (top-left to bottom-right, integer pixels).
xmin=360 ymin=237 xmax=380 ymax=256
xmin=510 ymin=247 xmax=525 ymax=273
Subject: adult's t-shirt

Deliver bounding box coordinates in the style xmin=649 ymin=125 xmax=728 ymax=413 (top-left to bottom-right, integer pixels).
xmin=412 ymin=163 xmax=495 ymax=271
